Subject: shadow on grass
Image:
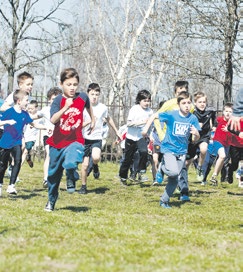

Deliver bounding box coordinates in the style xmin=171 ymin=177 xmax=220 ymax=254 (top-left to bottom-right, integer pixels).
xmin=190 ymin=189 xmax=217 ymax=195
xmin=227 ymin=191 xmax=243 ymax=196
xmin=9 ymin=191 xmax=42 ymax=200
xmin=59 ymin=206 xmax=90 ymax=213
xmin=87 ymin=186 xmax=110 ymax=194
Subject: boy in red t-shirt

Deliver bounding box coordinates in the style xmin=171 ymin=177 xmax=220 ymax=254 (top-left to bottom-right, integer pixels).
xmin=210 ymin=103 xmax=233 ymax=185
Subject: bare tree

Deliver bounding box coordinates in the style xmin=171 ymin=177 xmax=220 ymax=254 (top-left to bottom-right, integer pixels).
xmin=0 ymin=0 xmax=75 ymax=94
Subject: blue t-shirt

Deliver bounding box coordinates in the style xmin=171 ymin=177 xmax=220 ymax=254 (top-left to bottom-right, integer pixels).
xmin=0 ymin=107 xmax=33 ymax=148
xmin=159 ymin=110 xmax=201 ymax=155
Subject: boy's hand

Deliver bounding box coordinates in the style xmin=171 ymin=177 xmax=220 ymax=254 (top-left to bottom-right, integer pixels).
xmin=228 ymin=116 xmax=241 ymax=131
xmin=190 ymin=125 xmax=199 ymax=141
xmin=65 ymin=98 xmax=73 ymax=109
xmin=8 ymin=120 xmax=16 ymax=125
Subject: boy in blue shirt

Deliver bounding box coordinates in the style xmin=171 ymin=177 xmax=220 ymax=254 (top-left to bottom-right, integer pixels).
xmin=0 ymin=90 xmax=45 ymax=196
xmin=142 ymin=91 xmax=201 ymax=208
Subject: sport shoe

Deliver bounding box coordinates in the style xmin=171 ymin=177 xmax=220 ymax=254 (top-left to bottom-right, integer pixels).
xmin=93 ymin=164 xmax=100 ymax=179
xmin=159 ymin=200 xmax=171 ymax=209
xmin=138 ymin=173 xmax=148 ymax=182
xmin=196 ymin=167 xmax=204 ymax=182
xmin=210 ymin=175 xmax=218 ymax=186
xmin=43 ymin=180 xmax=48 ymax=188
xmin=152 ymin=179 xmax=159 ymax=186
xmin=239 ymin=181 xmax=243 ymax=188
xmin=7 ymin=184 xmax=17 ymax=195
xmin=180 ymin=195 xmax=190 ymax=201
xmin=66 ymin=179 xmax=76 ymax=194
xmin=201 ymin=181 xmax=207 ymax=186
xmin=129 ymin=172 xmax=136 ymax=181
xmin=78 ymin=185 xmax=87 ymax=194
xmin=156 ymin=171 xmax=164 ymax=184
xmin=120 ymin=178 xmax=127 ymax=186
xmin=44 ymin=201 xmax=55 ymax=212
xmin=26 ymin=154 xmax=33 ymax=168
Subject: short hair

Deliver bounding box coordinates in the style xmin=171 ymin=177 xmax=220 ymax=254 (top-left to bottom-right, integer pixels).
xmin=60 ymin=68 xmax=79 ymax=84
xmin=17 ymin=71 xmax=34 ymax=85
xmin=29 ymin=100 xmax=38 ymax=108
xmin=135 ymin=89 xmax=151 ymax=104
xmin=87 ymin=83 xmax=100 ymax=93
xmin=223 ymin=102 xmax=233 ymax=110
xmin=177 ymin=91 xmax=191 ymax=104
xmin=194 ymin=91 xmax=207 ymax=102
xmin=47 ymin=87 xmax=62 ymax=100
xmin=13 ymin=89 xmax=28 ymax=104
xmin=174 ymin=81 xmax=189 ymax=93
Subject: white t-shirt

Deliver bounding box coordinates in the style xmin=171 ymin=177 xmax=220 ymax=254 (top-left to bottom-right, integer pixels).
xmin=126 ymin=104 xmax=153 ymax=141
xmin=37 ymin=106 xmax=54 ymax=137
xmin=23 ymin=120 xmax=40 ymax=142
xmin=82 ymin=103 xmax=108 ymax=140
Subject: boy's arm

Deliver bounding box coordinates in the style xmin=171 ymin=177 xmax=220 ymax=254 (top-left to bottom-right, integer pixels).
xmin=50 ymin=98 xmax=73 ymax=124
xmin=142 ymin=112 xmax=158 ymax=137
xmin=0 ymin=119 xmax=16 ymax=126
xmin=106 ymin=116 xmax=122 ymax=140
xmin=85 ymin=106 xmax=95 ymax=133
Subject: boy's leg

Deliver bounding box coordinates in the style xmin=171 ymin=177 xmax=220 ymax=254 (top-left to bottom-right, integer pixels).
xmin=210 ymin=146 xmax=226 ymax=185
xmin=9 ymin=145 xmax=22 ymax=185
xmin=91 ymin=141 xmax=102 ymax=179
xmin=0 ymin=148 xmax=11 ymax=184
xmin=228 ymin=146 xmax=240 ymax=184
xmin=160 ymin=154 xmax=186 ymax=206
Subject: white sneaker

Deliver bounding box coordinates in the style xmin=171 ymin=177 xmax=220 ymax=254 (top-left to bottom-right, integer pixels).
xmin=239 ymin=182 xmax=243 ymax=188
xmin=7 ymin=184 xmax=17 ymax=195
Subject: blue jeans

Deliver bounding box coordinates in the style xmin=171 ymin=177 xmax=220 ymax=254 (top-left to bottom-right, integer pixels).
xmin=47 ymin=142 xmax=84 ymax=204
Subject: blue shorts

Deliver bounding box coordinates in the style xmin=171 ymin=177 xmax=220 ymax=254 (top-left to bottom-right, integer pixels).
xmin=25 ymin=141 xmax=35 ymax=151
xmin=209 ymin=141 xmax=229 ymax=156
xmin=84 ymin=139 xmax=102 ymax=157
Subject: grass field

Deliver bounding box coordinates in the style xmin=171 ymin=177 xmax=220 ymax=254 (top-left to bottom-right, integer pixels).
xmin=0 ymin=160 xmax=243 ymax=272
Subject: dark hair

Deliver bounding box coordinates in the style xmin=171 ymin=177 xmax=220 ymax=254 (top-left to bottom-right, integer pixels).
xmin=47 ymin=87 xmax=62 ymax=100
xmin=177 ymin=91 xmax=191 ymax=104
xmin=224 ymin=102 xmax=233 ymax=110
xmin=17 ymin=71 xmax=34 ymax=85
xmin=60 ymin=68 xmax=79 ymax=84
xmin=135 ymin=89 xmax=151 ymax=104
xmin=174 ymin=80 xmax=189 ymax=93
xmin=13 ymin=89 xmax=28 ymax=104
xmin=87 ymin=83 xmax=100 ymax=93
xmin=29 ymin=100 xmax=38 ymax=107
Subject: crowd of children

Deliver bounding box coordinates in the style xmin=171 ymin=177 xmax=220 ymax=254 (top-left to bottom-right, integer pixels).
xmin=0 ymin=69 xmax=242 ymax=211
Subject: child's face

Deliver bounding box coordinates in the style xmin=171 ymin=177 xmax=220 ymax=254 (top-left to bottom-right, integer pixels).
xmin=60 ymin=77 xmax=79 ymax=98
xmin=19 ymin=78 xmax=33 ymax=94
xmin=49 ymin=95 xmax=58 ymax=106
xmin=195 ymin=96 xmax=207 ymax=111
xmin=88 ymin=90 xmax=100 ymax=105
xmin=178 ymin=98 xmax=192 ymax=115
xmin=223 ymin=106 xmax=233 ymax=120
xmin=27 ymin=104 xmax=37 ymax=115
xmin=19 ymin=95 xmax=29 ymax=110
xmin=139 ymin=98 xmax=151 ymax=109
xmin=175 ymin=87 xmax=187 ymax=97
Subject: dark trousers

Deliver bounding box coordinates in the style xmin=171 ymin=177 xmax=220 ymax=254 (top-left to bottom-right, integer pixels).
xmin=119 ymin=138 xmax=148 ymax=179
xmin=228 ymin=145 xmax=243 ymax=179
xmin=0 ymin=145 xmax=22 ymax=185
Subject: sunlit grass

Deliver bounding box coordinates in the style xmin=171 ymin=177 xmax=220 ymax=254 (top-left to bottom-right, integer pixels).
xmin=0 ymin=160 xmax=242 ymax=272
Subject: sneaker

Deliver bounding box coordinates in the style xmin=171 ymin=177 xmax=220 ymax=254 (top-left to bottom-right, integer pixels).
xmin=180 ymin=195 xmax=190 ymax=201
xmin=156 ymin=171 xmax=164 ymax=184
xmin=129 ymin=172 xmax=136 ymax=181
xmin=7 ymin=184 xmax=17 ymax=195
xmin=159 ymin=200 xmax=171 ymax=209
xmin=239 ymin=181 xmax=243 ymax=188
xmin=120 ymin=178 xmax=127 ymax=186
xmin=44 ymin=201 xmax=55 ymax=212
xmin=210 ymin=175 xmax=218 ymax=186
xmin=138 ymin=173 xmax=148 ymax=182
xmin=26 ymin=154 xmax=33 ymax=168
xmin=93 ymin=164 xmax=100 ymax=179
xmin=201 ymin=181 xmax=207 ymax=186
xmin=43 ymin=180 xmax=48 ymax=188
xmin=78 ymin=185 xmax=87 ymax=194
xmin=236 ymin=169 xmax=241 ymax=179
xmin=152 ymin=179 xmax=159 ymax=186
xmin=66 ymin=179 xmax=76 ymax=194
xmin=227 ymin=174 xmax=233 ymax=184
xmin=196 ymin=167 xmax=204 ymax=182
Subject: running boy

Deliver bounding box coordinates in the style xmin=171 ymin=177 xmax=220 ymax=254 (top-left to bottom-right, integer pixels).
xmin=142 ymin=91 xmax=200 ymax=208
xmin=79 ymin=83 xmax=121 ymax=194
xmin=44 ymin=68 xmax=94 ymax=211
xmin=0 ymin=90 xmax=44 ymax=196
xmin=119 ymin=89 xmax=153 ymax=185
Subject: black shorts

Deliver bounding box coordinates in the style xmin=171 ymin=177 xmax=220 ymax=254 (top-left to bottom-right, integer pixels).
xmin=84 ymin=139 xmax=102 ymax=157
xmin=186 ymin=136 xmax=210 ymax=160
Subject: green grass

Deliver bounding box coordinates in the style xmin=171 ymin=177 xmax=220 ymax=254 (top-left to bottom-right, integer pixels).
xmin=0 ymin=160 xmax=243 ymax=272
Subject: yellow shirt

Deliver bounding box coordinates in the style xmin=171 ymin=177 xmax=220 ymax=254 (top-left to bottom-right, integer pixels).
xmin=154 ymin=98 xmax=194 ymax=141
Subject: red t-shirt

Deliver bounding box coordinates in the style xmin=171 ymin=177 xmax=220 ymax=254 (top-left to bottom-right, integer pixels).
xmin=213 ymin=116 xmax=231 ymax=146
xmin=47 ymin=93 xmax=90 ymax=148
